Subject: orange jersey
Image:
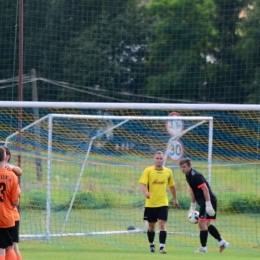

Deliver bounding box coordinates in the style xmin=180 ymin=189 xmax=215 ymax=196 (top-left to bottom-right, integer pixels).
xmin=13 ymin=206 xmax=20 ymax=221
xmin=0 ymin=168 xmax=19 ymax=228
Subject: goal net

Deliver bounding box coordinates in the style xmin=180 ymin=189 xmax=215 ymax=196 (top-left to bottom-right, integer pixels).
xmin=0 ymin=103 xmax=259 ymax=249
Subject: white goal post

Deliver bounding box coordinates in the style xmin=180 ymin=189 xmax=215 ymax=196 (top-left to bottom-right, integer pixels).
xmin=4 ymin=112 xmax=213 ymax=241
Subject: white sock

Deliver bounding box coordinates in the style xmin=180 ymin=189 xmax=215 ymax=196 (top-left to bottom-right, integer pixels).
xmin=219 ymin=239 xmax=225 ymax=245
xmin=160 ymin=243 xmax=165 ymax=248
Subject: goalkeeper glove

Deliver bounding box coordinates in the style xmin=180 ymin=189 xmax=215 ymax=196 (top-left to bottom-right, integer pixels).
xmin=205 ymin=201 xmax=215 ymax=216
xmin=188 ymin=202 xmax=196 ymax=216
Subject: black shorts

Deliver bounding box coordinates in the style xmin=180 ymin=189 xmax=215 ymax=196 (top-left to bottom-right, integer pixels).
xmin=143 ymin=206 xmax=168 ymax=223
xmin=0 ymin=226 xmax=15 ymax=248
xmin=13 ymin=221 xmax=19 ymax=243
xmin=197 ymin=199 xmax=217 ymax=220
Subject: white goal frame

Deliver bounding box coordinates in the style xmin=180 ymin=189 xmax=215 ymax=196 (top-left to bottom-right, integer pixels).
xmin=4 ymin=110 xmax=213 ymax=241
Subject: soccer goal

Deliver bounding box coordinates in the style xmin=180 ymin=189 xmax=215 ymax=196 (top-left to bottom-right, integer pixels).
xmin=3 ymin=108 xmax=212 ymax=242
xmin=1 ymin=102 xmax=260 ymax=249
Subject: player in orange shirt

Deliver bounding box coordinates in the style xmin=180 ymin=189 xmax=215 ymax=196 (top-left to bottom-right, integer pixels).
xmin=0 ymin=146 xmax=19 ymax=260
xmin=2 ymin=146 xmax=23 ymax=260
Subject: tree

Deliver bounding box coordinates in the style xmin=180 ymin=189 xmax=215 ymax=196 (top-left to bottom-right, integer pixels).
xmin=235 ymin=0 xmax=260 ymax=103
xmin=22 ymin=0 xmax=147 ymax=101
xmin=0 ymin=1 xmax=19 ymax=100
xmin=146 ymin=0 xmax=251 ymax=103
xmin=204 ymin=0 xmax=249 ymax=103
xmin=62 ymin=2 xmax=155 ymax=102
xmin=146 ymin=0 xmax=217 ymax=102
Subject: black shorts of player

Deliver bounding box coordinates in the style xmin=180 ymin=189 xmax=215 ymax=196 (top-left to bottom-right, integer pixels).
xmin=197 ymin=199 xmax=217 ymax=220
xmin=13 ymin=221 xmax=20 ymax=243
xmin=0 ymin=226 xmax=15 ymax=248
xmin=143 ymin=206 xmax=168 ymax=223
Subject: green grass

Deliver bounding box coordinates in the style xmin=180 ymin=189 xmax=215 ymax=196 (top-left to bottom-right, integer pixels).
xmin=19 ymin=208 xmax=260 ymax=249
xmin=19 ymin=241 xmax=260 ymax=260
xmin=15 ymin=155 xmax=260 ymax=249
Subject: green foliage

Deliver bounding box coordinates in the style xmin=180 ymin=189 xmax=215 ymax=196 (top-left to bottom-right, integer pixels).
xmin=2 ymin=0 xmax=145 ymax=102
xmin=67 ymin=190 xmax=141 ymax=210
xmin=0 ymin=1 xmax=19 ymax=101
xmin=127 ymin=197 xmax=144 ymax=208
xmin=227 ymin=195 xmax=260 ymax=213
xmin=1 ymin=0 xmax=260 ymax=103
xmin=71 ymin=191 xmax=109 ymax=209
xmin=169 ymin=194 xmax=190 ymax=209
xmin=204 ymin=0 xmax=248 ymax=103
xmin=63 ymin=191 xmax=145 ymax=210
xmin=22 ymin=189 xmax=47 ymax=210
xmin=147 ymin=0 xmax=217 ymax=102
xmin=214 ymin=193 xmax=260 ymax=213
xmin=62 ymin=2 xmax=155 ymax=102
xmin=169 ymin=192 xmax=260 ymax=213
xmin=146 ymin=0 xmax=250 ymax=103
xmin=235 ymin=0 xmax=260 ymax=103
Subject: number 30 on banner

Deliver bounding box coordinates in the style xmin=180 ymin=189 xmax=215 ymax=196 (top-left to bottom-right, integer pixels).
xmin=166 ymin=139 xmax=184 ymax=162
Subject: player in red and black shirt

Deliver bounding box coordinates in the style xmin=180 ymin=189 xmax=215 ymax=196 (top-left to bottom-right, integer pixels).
xmin=179 ymin=158 xmax=228 ymax=253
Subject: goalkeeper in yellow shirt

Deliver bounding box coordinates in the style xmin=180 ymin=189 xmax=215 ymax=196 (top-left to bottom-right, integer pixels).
xmin=139 ymin=151 xmax=179 ymax=254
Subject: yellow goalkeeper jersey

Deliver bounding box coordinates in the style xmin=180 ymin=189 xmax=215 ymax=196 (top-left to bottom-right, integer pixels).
xmin=139 ymin=166 xmax=175 ymax=207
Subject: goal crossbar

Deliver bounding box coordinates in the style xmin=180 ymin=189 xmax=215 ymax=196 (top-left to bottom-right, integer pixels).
xmin=1 ymin=101 xmax=260 ymax=111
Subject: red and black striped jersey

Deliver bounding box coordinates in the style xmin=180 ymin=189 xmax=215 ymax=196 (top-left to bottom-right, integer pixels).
xmin=185 ymin=169 xmax=216 ymax=203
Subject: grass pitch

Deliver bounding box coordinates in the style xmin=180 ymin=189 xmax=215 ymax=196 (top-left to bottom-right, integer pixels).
xmin=20 ymin=240 xmax=260 ymax=260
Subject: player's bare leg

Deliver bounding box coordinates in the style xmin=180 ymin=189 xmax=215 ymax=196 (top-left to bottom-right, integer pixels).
xmin=14 ymin=243 xmax=22 ymax=260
